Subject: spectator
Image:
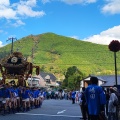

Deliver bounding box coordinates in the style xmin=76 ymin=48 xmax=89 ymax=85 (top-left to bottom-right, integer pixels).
xmin=85 ymin=76 xmax=106 ymax=120
xmin=80 ymin=87 xmax=89 ymax=120
xmin=71 ymin=90 xmax=76 ymax=104
xmin=105 ymin=88 xmax=110 ymax=117
xmin=75 ymin=91 xmax=79 ymax=103
xmin=108 ymin=87 xmax=118 ymax=120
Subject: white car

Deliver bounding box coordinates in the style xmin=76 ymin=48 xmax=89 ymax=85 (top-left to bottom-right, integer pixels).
xmin=27 ymin=77 xmax=40 ymax=87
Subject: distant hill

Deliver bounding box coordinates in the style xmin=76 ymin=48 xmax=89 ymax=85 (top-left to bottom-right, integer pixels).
xmin=0 ymin=32 xmax=120 ymax=80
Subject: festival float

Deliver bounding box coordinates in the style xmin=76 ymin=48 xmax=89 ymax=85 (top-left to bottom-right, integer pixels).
xmin=0 ymin=51 xmax=40 ymax=86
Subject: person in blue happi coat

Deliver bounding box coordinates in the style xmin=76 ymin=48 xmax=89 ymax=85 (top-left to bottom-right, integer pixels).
xmin=71 ymin=90 xmax=76 ymax=104
xmin=85 ymin=76 xmax=106 ymax=120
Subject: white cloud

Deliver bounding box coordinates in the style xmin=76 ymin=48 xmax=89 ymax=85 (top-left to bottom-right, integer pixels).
xmin=83 ymin=25 xmax=120 ymax=45
xmin=0 ymin=41 xmax=4 ymax=47
xmin=101 ymin=0 xmax=120 ymax=14
xmin=22 ymin=0 xmax=37 ymax=7
xmin=0 ymin=0 xmax=45 ymax=26
xmin=0 ymin=6 xmax=17 ymax=19
xmin=0 ymin=29 xmax=4 ymax=47
xmin=41 ymin=0 xmax=50 ymax=4
xmin=61 ymin=0 xmax=97 ymax=5
xmin=70 ymin=36 xmax=79 ymax=39
xmin=15 ymin=0 xmax=46 ymax=17
xmin=0 ymin=0 xmax=10 ymax=6
xmin=41 ymin=0 xmax=97 ymax=4
xmin=86 ymin=0 xmax=97 ymax=4
xmin=12 ymin=20 xmax=25 ymax=27
xmin=17 ymin=4 xmax=45 ymax=17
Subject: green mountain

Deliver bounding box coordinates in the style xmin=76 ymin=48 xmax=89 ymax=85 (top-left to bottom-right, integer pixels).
xmin=0 ymin=32 xmax=120 ymax=80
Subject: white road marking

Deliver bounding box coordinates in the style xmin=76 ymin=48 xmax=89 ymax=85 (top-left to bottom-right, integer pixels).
xmin=57 ymin=110 xmax=66 ymax=114
xmin=16 ymin=113 xmax=82 ymax=118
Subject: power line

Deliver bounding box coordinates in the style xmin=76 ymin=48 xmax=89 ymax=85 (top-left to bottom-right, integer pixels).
xmin=33 ymin=63 xmax=117 ymax=65
xmin=40 ymin=50 xmax=112 ymax=52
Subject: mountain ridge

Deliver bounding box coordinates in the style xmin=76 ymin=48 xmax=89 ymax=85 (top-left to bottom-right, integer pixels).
xmin=0 ymin=32 xmax=119 ymax=80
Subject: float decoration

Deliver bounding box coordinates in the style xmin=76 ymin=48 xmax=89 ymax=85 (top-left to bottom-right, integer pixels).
xmin=108 ymin=40 xmax=120 ymax=52
xmin=0 ymin=52 xmax=40 ymax=86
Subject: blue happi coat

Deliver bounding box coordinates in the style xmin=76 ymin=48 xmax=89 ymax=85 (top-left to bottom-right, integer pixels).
xmin=85 ymin=84 xmax=105 ymax=115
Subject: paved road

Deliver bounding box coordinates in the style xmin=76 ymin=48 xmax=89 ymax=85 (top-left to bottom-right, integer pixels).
xmin=0 ymin=99 xmax=82 ymax=120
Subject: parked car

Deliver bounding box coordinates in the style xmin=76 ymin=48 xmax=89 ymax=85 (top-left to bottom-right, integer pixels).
xmin=27 ymin=77 xmax=40 ymax=87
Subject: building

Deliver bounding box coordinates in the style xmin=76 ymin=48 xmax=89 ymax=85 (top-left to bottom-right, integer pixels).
xmin=81 ymin=75 xmax=120 ymax=88
xmin=34 ymin=72 xmax=58 ymax=89
xmin=99 ymin=75 xmax=120 ymax=87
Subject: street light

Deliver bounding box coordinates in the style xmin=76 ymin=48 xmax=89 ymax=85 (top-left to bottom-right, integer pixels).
xmin=108 ymin=40 xmax=120 ymax=86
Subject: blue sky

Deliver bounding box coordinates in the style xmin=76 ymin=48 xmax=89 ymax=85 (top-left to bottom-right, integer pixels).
xmin=0 ymin=0 xmax=120 ymax=47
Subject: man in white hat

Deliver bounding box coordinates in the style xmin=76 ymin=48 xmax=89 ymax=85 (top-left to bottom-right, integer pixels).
xmin=112 ymin=87 xmax=118 ymax=92
xmin=108 ymin=87 xmax=119 ymax=120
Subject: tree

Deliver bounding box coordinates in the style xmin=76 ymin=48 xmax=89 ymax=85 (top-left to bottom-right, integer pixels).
xmin=62 ymin=66 xmax=85 ymax=90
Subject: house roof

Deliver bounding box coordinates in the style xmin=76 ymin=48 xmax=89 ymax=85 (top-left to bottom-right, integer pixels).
xmin=40 ymin=72 xmax=56 ymax=82
xmin=98 ymin=75 xmax=120 ymax=87
xmin=82 ymin=75 xmax=106 ymax=82
xmin=82 ymin=75 xmax=120 ymax=87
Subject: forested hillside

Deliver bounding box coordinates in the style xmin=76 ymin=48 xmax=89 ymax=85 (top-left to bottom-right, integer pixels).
xmin=0 ymin=33 xmax=120 ymax=80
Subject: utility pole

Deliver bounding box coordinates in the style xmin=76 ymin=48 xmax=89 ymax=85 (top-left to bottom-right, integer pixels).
xmin=30 ymin=35 xmax=35 ymax=87
xmin=7 ymin=37 xmax=17 ymax=54
xmin=114 ymin=52 xmax=118 ymax=86
xmin=30 ymin=35 xmax=39 ymax=87
xmin=31 ymin=48 xmax=34 ymax=63
xmin=31 ymin=35 xmax=39 ymax=63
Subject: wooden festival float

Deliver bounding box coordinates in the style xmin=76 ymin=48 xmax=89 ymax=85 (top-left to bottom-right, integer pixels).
xmin=0 ymin=52 xmax=40 ymax=86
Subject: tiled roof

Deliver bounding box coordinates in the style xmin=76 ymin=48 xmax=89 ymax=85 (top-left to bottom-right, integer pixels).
xmin=82 ymin=75 xmax=120 ymax=87
xmin=97 ymin=75 xmax=120 ymax=87
xmin=82 ymin=75 xmax=106 ymax=82
xmin=40 ymin=72 xmax=56 ymax=82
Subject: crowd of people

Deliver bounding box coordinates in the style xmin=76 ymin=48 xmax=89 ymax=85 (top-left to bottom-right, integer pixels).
xmin=0 ymin=83 xmax=45 ymax=116
xmin=0 ymin=76 xmax=120 ymax=120
xmin=71 ymin=76 xmax=120 ymax=120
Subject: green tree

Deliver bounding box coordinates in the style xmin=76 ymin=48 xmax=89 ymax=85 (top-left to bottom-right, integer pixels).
xmin=62 ymin=66 xmax=85 ymax=90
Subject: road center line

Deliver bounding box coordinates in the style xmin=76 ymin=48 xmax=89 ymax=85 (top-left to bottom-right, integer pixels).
xmin=57 ymin=110 xmax=66 ymax=114
xmin=16 ymin=113 xmax=82 ymax=118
